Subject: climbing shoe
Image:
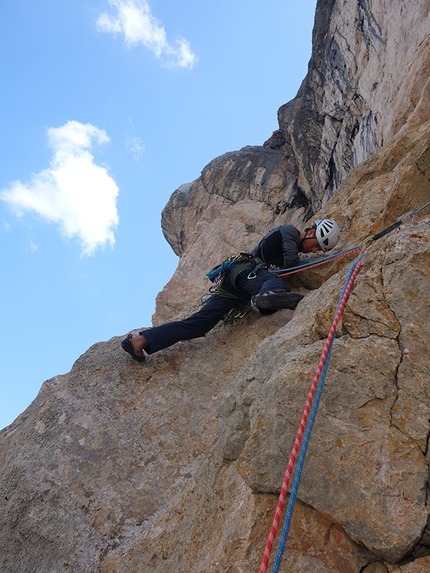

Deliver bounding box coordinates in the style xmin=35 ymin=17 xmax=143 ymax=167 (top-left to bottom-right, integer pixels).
xmin=252 ymin=291 xmax=304 ymax=311
xmin=121 ymin=334 xmax=146 ymax=363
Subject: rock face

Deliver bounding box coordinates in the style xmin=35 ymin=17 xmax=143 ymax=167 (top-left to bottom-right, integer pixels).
xmin=1 ymin=1 xmax=430 ymax=572
xmin=162 ymin=0 xmax=430 ymax=255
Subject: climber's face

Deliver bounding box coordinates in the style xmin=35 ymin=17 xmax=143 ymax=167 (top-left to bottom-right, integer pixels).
xmin=301 ymin=228 xmax=321 ymax=253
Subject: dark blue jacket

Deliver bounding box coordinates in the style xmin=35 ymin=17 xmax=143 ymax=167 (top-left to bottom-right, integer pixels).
xmin=251 ymin=224 xmax=301 ymax=269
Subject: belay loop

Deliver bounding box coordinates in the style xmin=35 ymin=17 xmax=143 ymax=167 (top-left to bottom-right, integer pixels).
xmin=204 ymin=253 xmax=268 ymax=323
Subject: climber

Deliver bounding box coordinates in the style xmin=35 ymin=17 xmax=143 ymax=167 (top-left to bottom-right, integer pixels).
xmin=121 ymin=219 xmax=340 ymax=362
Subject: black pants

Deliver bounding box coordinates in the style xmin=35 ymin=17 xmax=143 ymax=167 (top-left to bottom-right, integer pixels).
xmin=141 ymin=268 xmax=289 ymax=354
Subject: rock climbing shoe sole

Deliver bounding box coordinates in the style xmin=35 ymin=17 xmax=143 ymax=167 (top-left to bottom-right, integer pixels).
xmin=254 ymin=292 xmax=304 ymax=311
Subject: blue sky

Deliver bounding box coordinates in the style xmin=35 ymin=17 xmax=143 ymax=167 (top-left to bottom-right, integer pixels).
xmin=0 ymin=0 xmax=317 ymax=429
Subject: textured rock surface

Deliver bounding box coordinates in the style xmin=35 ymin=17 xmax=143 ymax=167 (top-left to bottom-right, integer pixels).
xmin=162 ymin=0 xmax=430 ymax=256
xmin=220 ymin=218 xmax=430 ymax=564
xmin=1 ymin=1 xmax=430 ymax=572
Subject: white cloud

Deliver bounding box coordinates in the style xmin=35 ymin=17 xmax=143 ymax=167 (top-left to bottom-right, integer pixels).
xmin=126 ymin=136 xmax=145 ymax=162
xmin=97 ymin=0 xmax=198 ymax=70
xmin=0 ymin=120 xmax=119 ymax=257
xmin=25 ymin=239 xmax=38 ymax=254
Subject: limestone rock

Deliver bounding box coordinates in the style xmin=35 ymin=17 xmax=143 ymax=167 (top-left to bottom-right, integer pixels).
xmin=161 ymin=0 xmax=430 ymax=255
xmin=390 ymin=556 xmax=430 ymax=573
xmin=2 ymin=0 xmax=430 ymax=572
xmin=219 ymin=222 xmax=430 ymax=564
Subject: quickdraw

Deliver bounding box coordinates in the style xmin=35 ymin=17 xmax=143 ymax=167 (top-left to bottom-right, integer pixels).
xmin=274 ymin=198 xmax=430 ymax=279
xmin=202 ymin=199 xmax=429 ymax=328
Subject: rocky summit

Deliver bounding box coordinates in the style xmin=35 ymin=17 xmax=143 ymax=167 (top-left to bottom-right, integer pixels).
xmin=1 ymin=1 xmax=430 ymax=572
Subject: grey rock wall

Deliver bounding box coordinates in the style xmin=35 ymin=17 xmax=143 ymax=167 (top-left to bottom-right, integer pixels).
xmin=162 ymin=0 xmax=430 ymax=255
xmin=1 ymin=1 xmax=430 ymax=571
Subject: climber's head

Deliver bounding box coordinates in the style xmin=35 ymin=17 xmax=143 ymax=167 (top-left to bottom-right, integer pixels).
xmin=314 ymin=219 xmax=340 ymax=252
xmin=301 ymin=219 xmax=340 ymax=253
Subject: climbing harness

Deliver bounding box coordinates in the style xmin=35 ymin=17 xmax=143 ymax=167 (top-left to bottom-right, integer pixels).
xmin=204 ymin=253 xmax=268 ymax=322
xmin=203 ymin=200 xmax=429 ymax=327
xmin=259 ymin=247 xmax=366 ymax=573
xmin=206 ymin=253 xmax=267 ymax=286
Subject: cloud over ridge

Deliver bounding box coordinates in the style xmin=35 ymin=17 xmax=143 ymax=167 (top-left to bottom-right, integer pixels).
xmin=97 ymin=0 xmax=197 ymax=70
xmin=0 ymin=120 xmax=119 ymax=256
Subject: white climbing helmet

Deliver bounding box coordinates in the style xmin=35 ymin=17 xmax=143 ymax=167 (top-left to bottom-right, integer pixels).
xmin=315 ymin=219 xmax=340 ymax=252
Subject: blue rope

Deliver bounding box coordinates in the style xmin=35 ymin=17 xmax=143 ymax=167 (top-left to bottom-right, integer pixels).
xmin=271 ymin=340 xmax=335 ymax=572
xmin=271 ymin=251 xmax=365 ymax=573
xmin=272 ymin=245 xmax=361 ymax=276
